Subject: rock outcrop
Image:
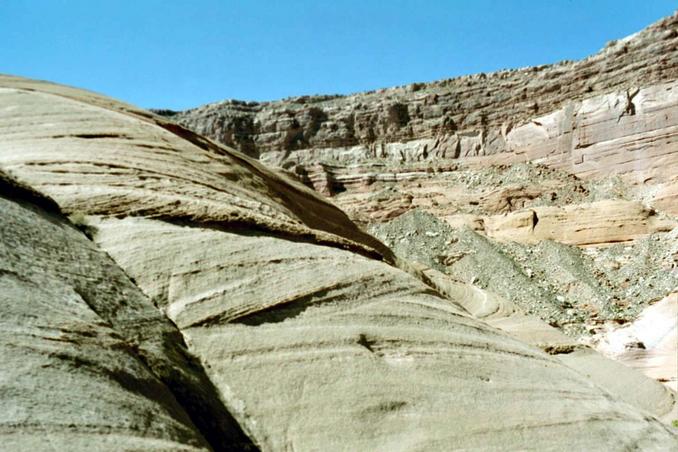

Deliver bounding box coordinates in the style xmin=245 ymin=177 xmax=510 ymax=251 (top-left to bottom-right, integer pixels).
xmin=2 ymin=75 xmax=677 ymax=449
xmin=0 ymin=172 xmax=252 ymax=450
xmin=423 ymin=269 xmax=677 ymax=423
xmin=591 ymin=292 xmax=678 ymax=392
xmin=175 ymin=13 xmax=678 ymax=225
xmin=175 ymin=14 xmax=678 ymax=161
xmin=483 ymin=199 xmax=674 ymax=246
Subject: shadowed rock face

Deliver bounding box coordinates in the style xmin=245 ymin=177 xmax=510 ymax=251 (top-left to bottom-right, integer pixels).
xmin=1 ymin=75 xmax=677 ymax=450
xmin=0 ymin=172 xmax=254 ymax=451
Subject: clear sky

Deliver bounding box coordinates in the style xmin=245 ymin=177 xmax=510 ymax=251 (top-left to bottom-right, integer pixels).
xmin=1 ymin=1 xmax=675 ymax=109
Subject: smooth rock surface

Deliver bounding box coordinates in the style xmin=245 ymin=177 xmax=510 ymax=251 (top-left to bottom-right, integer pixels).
xmin=0 ymin=76 xmax=390 ymax=261
xmin=423 ymin=268 xmax=677 ymax=422
xmin=92 ymin=216 xmax=678 ymax=450
xmin=592 ymin=292 xmax=678 ymax=392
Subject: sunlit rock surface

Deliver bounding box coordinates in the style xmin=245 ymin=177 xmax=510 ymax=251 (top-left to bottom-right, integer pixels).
xmin=1 ymin=75 xmax=676 ymax=449
xmin=176 ymin=13 xmax=678 ymax=217
xmin=592 ymin=292 xmax=678 ymax=392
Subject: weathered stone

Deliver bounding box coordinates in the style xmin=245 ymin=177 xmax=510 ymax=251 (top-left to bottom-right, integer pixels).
xmin=482 ymin=200 xmax=675 ymax=246
xmin=91 ymin=216 xmax=678 ymax=449
xmin=0 ymin=77 xmax=390 ymax=262
xmin=2 ymin=75 xmax=677 ymax=449
xmin=176 ymin=14 xmax=678 ymax=215
xmin=0 ymin=174 xmax=214 ymax=450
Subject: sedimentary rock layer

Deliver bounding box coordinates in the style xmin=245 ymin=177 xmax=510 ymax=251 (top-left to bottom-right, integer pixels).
xmin=176 ymin=13 xmax=678 ymax=216
xmin=1 ymin=75 xmax=676 ymax=449
xmin=93 ymin=216 xmax=678 ymax=449
xmin=482 ymin=199 xmax=675 ymax=246
xmin=0 ymin=76 xmax=390 ymax=261
xmin=0 ymin=173 xmax=238 ymax=450
xmin=176 ymin=13 xmax=678 ymax=161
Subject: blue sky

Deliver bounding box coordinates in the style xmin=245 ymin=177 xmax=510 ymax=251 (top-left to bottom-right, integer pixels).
xmin=1 ymin=1 xmax=675 ymax=109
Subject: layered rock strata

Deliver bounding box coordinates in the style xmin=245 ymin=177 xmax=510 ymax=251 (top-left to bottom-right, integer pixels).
xmin=0 ymin=172 xmax=252 ymax=450
xmin=1 ymin=76 xmax=677 ymax=449
xmin=175 ymin=14 xmax=678 ymax=162
xmin=175 ymin=13 xmax=678 ymax=219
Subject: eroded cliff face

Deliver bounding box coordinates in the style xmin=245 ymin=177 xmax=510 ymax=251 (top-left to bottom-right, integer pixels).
xmin=175 ymin=14 xmax=678 ymax=226
xmin=2 ymin=75 xmax=677 ymax=450
xmin=173 ymin=12 xmax=678 ymax=399
xmin=175 ymin=14 xmax=677 ymax=198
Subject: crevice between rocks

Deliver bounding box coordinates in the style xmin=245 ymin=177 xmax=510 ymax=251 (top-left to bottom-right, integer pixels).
xmin=210 ymin=282 xmax=353 ymax=327
xmin=153 ymin=119 xmax=396 ymax=261
xmin=158 ymin=216 xmax=390 ymax=265
xmin=75 ymin=262 xmax=260 ymax=452
xmin=541 ymin=344 xmax=582 ymax=355
xmin=0 ymin=174 xmax=260 ymax=451
xmin=72 ymin=283 xmax=259 ymax=451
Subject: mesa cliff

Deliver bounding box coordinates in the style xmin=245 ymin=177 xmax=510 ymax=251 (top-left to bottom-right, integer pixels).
xmin=175 ymin=12 xmax=678 ymax=214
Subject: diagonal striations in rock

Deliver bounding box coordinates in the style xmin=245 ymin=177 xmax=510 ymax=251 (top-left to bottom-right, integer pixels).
xmin=0 ymin=172 xmax=254 ymax=450
xmin=0 ymin=76 xmax=391 ymax=262
xmin=0 ymin=75 xmax=676 ymax=450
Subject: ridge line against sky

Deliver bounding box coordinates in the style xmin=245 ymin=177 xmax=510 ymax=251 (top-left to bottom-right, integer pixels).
xmin=1 ymin=0 xmax=676 ymax=110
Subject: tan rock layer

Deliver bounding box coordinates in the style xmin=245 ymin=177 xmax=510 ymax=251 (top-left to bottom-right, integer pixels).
xmin=287 ymin=80 xmax=678 ymax=216
xmin=482 ymin=199 xmax=675 ymax=246
xmin=2 ymin=75 xmax=677 ymax=449
xmin=0 ymin=77 xmax=392 ymax=262
xmin=422 ymin=269 xmax=677 ymax=421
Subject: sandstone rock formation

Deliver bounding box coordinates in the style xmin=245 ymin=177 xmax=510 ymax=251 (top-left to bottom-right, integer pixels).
xmin=174 ymin=13 xmax=678 ymax=215
xmin=591 ymin=292 xmax=678 ymax=392
xmin=2 ymin=75 xmax=677 ymax=449
xmin=423 ymin=269 xmax=677 ymax=423
xmin=174 ymin=13 xmax=678 ymax=404
xmin=483 ymin=199 xmax=674 ymax=246
xmin=0 ymin=172 xmax=251 ymax=450
xmin=175 ymin=14 xmax=678 ymax=162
